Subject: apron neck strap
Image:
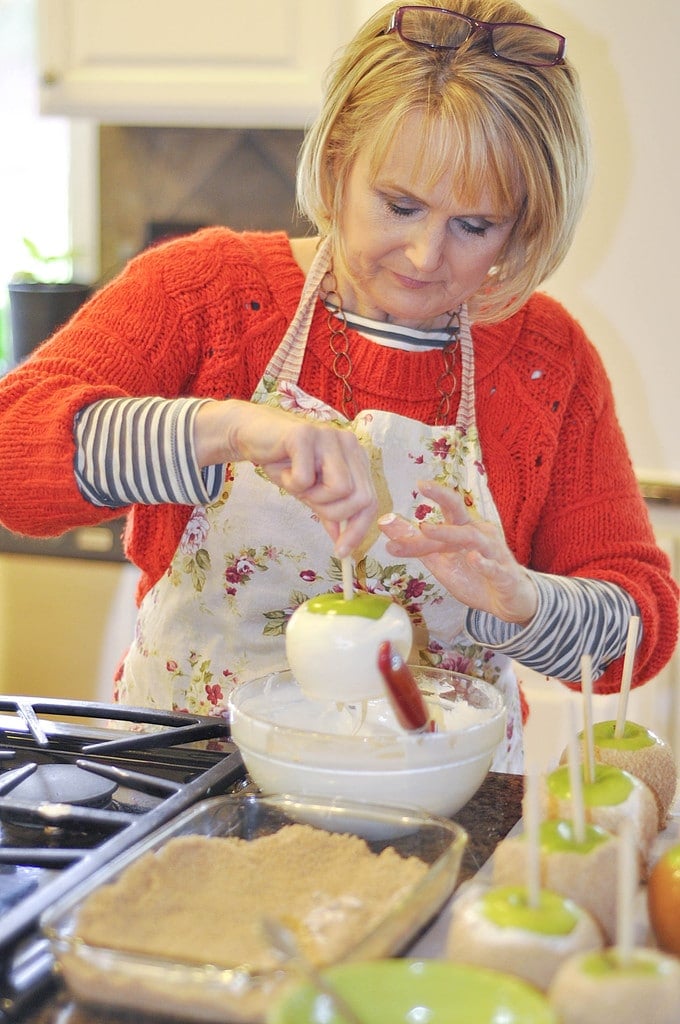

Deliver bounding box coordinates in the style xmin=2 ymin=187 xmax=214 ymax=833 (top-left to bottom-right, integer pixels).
xmin=264 ymin=235 xmax=477 ymax=433
xmin=264 ymin=236 xmax=332 ymax=382
xmin=457 ymin=304 xmax=476 ymax=433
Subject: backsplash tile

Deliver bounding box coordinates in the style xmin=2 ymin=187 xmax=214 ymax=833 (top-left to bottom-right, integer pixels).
xmin=99 ymin=126 xmax=308 ymax=282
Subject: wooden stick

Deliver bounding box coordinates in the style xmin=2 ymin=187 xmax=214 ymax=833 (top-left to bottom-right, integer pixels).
xmin=339 ymin=520 xmax=354 ymax=601
xmin=581 ymin=655 xmax=595 ymax=785
xmin=615 ymin=616 xmax=640 ymax=739
xmin=567 ymin=703 xmax=586 ymax=844
xmin=524 ymin=767 xmax=541 ymax=908
xmin=616 ymin=818 xmax=637 ymax=967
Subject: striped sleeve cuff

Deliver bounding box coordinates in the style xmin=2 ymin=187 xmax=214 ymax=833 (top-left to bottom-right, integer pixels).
xmin=465 ymin=570 xmax=640 ymax=682
xmin=74 ymin=396 xmax=225 ymax=507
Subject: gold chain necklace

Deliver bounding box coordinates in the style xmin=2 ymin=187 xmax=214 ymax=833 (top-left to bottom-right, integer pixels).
xmin=322 ymin=268 xmax=461 ymax=425
xmin=323 ymin=271 xmax=357 ymax=420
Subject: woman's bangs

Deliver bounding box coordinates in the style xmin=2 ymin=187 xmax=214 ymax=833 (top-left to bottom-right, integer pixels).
xmin=370 ymin=102 xmax=524 ymax=219
xmin=432 ymin=108 xmax=524 ymax=218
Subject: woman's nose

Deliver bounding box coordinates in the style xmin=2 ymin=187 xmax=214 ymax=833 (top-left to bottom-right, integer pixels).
xmin=404 ymin=222 xmax=446 ymax=272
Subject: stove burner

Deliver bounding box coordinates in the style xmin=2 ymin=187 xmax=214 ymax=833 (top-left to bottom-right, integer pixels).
xmin=0 ymin=764 xmax=117 ymax=811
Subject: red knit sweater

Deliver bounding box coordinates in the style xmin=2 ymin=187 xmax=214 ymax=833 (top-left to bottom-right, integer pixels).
xmin=0 ymin=228 xmax=676 ymax=693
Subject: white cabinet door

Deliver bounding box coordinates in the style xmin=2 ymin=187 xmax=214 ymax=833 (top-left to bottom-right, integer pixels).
xmin=37 ymin=0 xmax=355 ymax=126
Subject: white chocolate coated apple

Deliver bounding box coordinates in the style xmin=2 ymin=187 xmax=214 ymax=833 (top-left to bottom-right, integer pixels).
xmin=447 ymin=883 xmax=603 ymax=992
xmin=548 ymin=948 xmax=680 ymax=1024
xmin=285 ymin=592 xmax=413 ymax=701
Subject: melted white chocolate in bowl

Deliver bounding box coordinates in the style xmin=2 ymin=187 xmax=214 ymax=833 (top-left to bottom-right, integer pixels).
xmin=229 ymin=669 xmax=506 ymax=820
xmin=229 ymin=668 xmax=506 ymax=771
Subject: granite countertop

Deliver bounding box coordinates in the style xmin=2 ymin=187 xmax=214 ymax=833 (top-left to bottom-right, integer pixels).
xmin=22 ymin=772 xmax=524 ymax=1024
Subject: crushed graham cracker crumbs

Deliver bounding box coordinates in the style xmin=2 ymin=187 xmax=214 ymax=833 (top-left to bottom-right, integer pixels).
xmin=74 ymin=824 xmax=429 ymax=970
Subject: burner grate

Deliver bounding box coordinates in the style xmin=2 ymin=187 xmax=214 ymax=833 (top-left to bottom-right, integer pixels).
xmin=0 ymin=695 xmax=248 ymax=1020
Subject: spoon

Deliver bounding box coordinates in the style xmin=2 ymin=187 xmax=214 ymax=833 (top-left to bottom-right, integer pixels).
xmin=377 ymin=641 xmax=436 ymax=733
xmin=261 ymin=915 xmax=365 ymax=1024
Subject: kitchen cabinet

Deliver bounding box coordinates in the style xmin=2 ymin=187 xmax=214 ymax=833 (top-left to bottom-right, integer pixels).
xmin=0 ymin=521 xmax=137 ymax=703
xmin=37 ymin=0 xmax=359 ymax=127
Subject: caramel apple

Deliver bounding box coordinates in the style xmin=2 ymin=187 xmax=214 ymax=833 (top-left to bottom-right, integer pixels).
xmin=560 ymin=720 xmax=677 ymax=829
xmin=647 ymin=842 xmax=680 ymax=955
xmin=548 ymin=948 xmax=680 ymax=1024
xmin=538 ymin=763 xmax=657 ymax=879
xmin=447 ymin=883 xmax=603 ymax=992
xmin=271 ymin=958 xmax=561 ymax=1024
xmin=493 ymin=819 xmax=618 ymax=942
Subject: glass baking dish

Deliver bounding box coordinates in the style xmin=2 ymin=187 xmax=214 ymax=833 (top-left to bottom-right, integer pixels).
xmin=42 ymin=792 xmax=467 ymax=1023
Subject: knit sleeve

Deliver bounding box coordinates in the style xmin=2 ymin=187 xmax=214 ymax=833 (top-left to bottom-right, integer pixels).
xmin=490 ymin=296 xmax=678 ymax=693
xmin=0 ymin=229 xmax=255 ymax=537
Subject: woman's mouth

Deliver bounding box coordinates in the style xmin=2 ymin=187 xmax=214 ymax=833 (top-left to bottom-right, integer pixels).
xmin=392 ymin=271 xmax=432 ymax=291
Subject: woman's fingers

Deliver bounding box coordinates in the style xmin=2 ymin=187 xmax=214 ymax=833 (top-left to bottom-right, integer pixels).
xmin=236 ymin=405 xmax=378 ymax=554
xmin=378 ymin=509 xmax=495 ymax=559
xmin=378 ymin=512 xmax=442 ymax=556
xmin=416 ymin=479 xmax=473 ymax=525
xmin=272 ymin=424 xmax=375 ymax=505
xmin=196 ymin=400 xmax=378 ymax=554
xmin=378 ymin=480 xmax=538 ymax=625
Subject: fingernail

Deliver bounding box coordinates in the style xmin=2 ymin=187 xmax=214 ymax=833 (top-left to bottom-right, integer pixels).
xmin=377 ymin=513 xmax=396 ymax=526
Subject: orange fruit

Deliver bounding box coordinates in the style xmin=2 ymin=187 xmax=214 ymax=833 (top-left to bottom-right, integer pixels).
xmin=648 ymin=843 xmax=680 ymax=955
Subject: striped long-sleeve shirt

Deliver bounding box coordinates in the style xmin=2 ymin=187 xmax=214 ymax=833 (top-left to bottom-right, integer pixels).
xmin=74 ymin=394 xmax=639 ymax=683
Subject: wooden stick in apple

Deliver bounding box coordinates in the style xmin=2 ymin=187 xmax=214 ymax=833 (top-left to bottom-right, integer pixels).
xmin=558 ymin=620 xmax=675 ymax=828
xmin=614 ymin=615 xmax=640 ymax=739
xmin=537 ymin=666 xmax=658 ymax=881
xmin=559 ymin=614 xmax=674 ymax=829
xmin=580 ymin=655 xmax=595 ymax=785
xmin=548 ymin=814 xmax=680 ymax=1024
xmin=524 ymin=767 xmax=541 ymax=909
xmin=566 ymin=704 xmax=586 ymax=845
xmin=616 ymin=817 xmax=636 ymax=968
xmin=339 ymin=519 xmax=354 ymax=602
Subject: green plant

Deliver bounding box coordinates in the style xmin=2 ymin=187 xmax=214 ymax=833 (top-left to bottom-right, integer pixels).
xmin=11 ymin=236 xmax=76 ymax=285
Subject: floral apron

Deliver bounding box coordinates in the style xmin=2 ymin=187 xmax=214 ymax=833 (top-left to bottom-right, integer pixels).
xmin=119 ymin=238 xmax=524 ymax=772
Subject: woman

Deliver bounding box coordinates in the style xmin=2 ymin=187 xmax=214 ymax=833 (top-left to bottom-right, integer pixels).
xmin=0 ymin=1 xmax=676 ymax=772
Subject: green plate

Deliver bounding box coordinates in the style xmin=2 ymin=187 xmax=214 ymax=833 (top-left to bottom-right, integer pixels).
xmin=268 ymin=959 xmax=558 ymax=1024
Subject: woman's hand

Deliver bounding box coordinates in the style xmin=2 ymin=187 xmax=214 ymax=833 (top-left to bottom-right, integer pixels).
xmin=378 ymin=479 xmax=537 ymax=626
xmin=194 ymin=400 xmax=377 ymax=557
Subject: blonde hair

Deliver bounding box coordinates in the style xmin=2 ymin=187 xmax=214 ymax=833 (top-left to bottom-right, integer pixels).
xmin=297 ymin=0 xmax=591 ymax=322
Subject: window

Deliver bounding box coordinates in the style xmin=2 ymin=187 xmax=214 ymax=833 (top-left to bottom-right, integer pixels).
xmin=0 ymin=0 xmax=71 ymax=367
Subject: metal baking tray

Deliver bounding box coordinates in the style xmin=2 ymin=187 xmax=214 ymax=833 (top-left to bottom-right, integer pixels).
xmin=42 ymin=792 xmax=467 ymax=1023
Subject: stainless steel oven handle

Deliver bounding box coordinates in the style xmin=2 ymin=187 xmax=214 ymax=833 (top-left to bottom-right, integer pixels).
xmin=15 ymin=702 xmax=49 ymax=746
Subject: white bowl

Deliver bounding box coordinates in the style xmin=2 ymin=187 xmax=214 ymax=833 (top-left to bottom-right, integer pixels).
xmin=229 ymin=667 xmax=506 ymax=818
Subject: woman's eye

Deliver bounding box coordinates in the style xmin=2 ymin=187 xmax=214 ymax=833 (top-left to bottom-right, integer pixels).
xmin=387 ymin=201 xmax=419 ymax=218
xmin=456 ymin=218 xmax=491 ymax=237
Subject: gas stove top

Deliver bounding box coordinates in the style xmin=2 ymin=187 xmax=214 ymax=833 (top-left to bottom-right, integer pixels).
xmin=0 ymin=696 xmax=248 ymax=1020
